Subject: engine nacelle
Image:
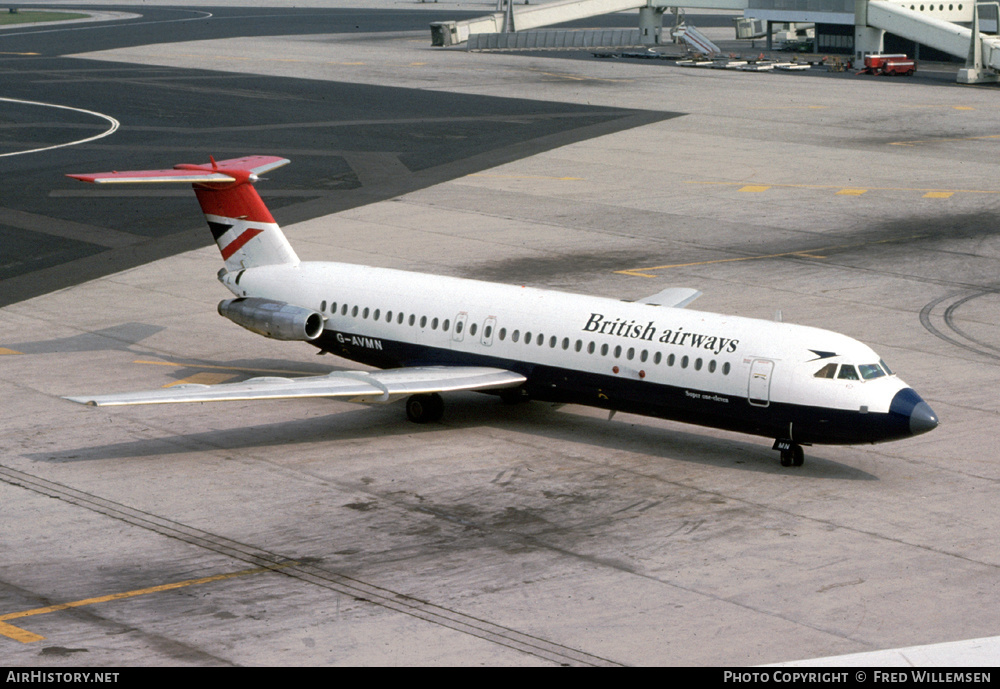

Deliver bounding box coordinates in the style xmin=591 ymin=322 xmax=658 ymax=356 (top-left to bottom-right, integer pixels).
xmin=218 ymin=298 xmax=324 ymax=341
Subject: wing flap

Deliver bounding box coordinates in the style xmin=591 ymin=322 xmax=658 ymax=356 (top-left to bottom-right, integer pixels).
xmin=64 ymin=366 xmax=526 ymax=407
xmin=636 ymin=287 xmax=702 ymax=308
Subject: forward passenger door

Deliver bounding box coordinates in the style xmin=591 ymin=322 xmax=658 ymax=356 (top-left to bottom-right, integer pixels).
xmin=747 ymin=359 xmax=774 ymax=407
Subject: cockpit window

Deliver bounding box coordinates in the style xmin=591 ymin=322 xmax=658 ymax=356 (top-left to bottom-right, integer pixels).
xmin=859 ymin=364 xmax=886 ymax=380
xmin=816 ymin=361 xmax=894 ymax=382
xmin=837 ymin=365 xmax=859 ymax=380
xmin=814 ymin=363 xmax=837 ymax=378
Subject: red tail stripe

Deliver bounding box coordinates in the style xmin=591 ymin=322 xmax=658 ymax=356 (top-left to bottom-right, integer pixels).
xmin=194 ymin=184 xmax=275 ymax=224
xmin=220 ymin=229 xmax=264 ymax=260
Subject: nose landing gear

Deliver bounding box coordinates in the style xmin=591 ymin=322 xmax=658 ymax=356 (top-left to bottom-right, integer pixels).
xmin=773 ymin=439 xmax=804 ymax=467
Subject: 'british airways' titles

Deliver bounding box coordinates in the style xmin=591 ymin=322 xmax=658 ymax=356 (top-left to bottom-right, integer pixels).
xmin=583 ymin=313 xmax=739 ymax=354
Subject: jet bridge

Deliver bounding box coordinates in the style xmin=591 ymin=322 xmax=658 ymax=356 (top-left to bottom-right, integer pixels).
xmin=431 ymin=0 xmax=1000 ymax=83
xmin=858 ymin=0 xmax=1000 ymax=83
xmin=430 ymin=0 xmax=748 ymax=47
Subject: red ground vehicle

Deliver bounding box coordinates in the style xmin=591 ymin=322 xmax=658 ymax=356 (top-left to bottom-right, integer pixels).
xmin=859 ymin=53 xmax=917 ymax=76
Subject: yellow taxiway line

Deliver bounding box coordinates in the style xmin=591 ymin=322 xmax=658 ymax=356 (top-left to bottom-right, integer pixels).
xmin=615 ymin=235 xmax=926 ymax=278
xmin=133 ymin=359 xmax=316 ymax=376
xmin=0 ymin=563 xmax=294 ymax=643
xmin=686 ymin=180 xmax=1000 ymax=196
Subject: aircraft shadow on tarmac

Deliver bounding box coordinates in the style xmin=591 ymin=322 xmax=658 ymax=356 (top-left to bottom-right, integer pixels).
xmin=4 ymin=323 xmax=165 ymax=354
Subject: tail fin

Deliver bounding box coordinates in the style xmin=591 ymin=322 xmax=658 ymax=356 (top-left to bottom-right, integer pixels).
xmin=68 ymin=155 xmax=299 ymax=271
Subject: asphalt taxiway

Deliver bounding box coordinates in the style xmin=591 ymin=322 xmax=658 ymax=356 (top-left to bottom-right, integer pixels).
xmin=1 ymin=0 xmax=999 ymax=667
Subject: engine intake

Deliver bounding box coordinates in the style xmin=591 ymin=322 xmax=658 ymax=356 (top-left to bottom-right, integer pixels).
xmin=218 ymin=298 xmax=324 ymax=341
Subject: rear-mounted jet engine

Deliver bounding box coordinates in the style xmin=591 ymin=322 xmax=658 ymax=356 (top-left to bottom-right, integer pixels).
xmin=218 ymin=297 xmax=324 ymax=341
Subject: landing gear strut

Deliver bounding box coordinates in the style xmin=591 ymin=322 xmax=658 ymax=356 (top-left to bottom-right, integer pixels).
xmin=405 ymin=393 xmax=444 ymax=424
xmin=773 ymin=439 xmax=804 ymax=467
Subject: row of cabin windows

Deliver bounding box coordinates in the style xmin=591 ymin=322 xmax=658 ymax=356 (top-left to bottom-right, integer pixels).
xmin=499 ymin=326 xmax=732 ymax=374
xmin=322 ymin=300 xmax=457 ymax=334
xmin=321 ymin=300 xmax=731 ymax=375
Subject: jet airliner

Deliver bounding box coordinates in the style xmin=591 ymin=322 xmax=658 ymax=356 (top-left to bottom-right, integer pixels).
xmin=64 ymin=156 xmax=938 ymax=467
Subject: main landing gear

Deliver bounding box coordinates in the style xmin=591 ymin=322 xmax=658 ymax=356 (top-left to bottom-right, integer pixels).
xmin=773 ymin=439 xmax=804 ymax=467
xmin=405 ymin=393 xmax=444 ymax=424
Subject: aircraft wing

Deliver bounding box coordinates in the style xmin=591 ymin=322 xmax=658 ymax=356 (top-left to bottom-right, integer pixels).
xmin=636 ymin=287 xmax=702 ymax=308
xmin=64 ymin=366 xmax=526 ymax=407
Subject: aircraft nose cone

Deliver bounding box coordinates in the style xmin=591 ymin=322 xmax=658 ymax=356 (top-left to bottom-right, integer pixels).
xmin=909 ymin=400 xmax=939 ymax=436
xmin=889 ymin=388 xmax=938 ymax=437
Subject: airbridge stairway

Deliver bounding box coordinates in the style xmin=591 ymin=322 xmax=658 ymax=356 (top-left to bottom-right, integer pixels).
xmin=861 ymin=0 xmax=1000 ymax=83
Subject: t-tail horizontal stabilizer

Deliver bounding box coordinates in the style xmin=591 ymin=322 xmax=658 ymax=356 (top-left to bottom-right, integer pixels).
xmin=67 ymin=156 xmax=297 ymax=271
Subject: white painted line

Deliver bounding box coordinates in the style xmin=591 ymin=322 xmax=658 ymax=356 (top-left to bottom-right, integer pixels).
xmin=0 ymin=97 xmax=120 ymax=157
xmin=764 ymin=635 xmax=1000 ymax=667
xmin=0 ymin=10 xmax=210 ymax=38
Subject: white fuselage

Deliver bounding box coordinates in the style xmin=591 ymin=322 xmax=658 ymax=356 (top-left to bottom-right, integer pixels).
xmin=220 ymin=261 xmax=922 ymax=446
